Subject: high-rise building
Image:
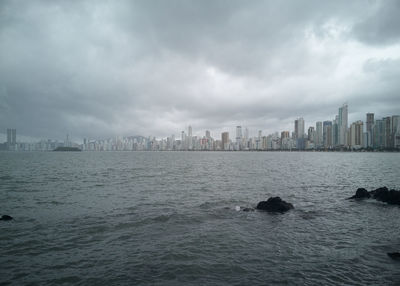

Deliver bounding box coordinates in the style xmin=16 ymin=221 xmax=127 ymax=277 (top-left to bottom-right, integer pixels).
xmin=236 ymin=126 xmax=242 ymax=150
xmin=181 ymin=131 xmax=186 ymax=150
xmin=315 ymin=122 xmax=323 ymax=148
xmin=350 ymin=120 xmax=363 ymax=149
xmin=366 ymin=113 xmax=374 ymax=133
xmin=332 ymin=115 xmax=339 ymax=147
xmin=323 ymin=121 xmax=332 ymax=148
xmin=294 ymin=118 xmax=305 ymax=149
xmin=373 ymin=119 xmax=385 ymax=149
xmin=392 ymin=115 xmax=400 ymax=149
xmin=205 ymin=130 xmax=211 ymax=138
xmin=338 ymin=103 xmax=348 ymax=146
xmin=294 ymin=118 xmax=305 ymax=139
xmin=244 ymin=128 xmax=249 ymax=141
xmin=7 ymin=128 xmax=16 ymax=146
xmin=366 ymin=113 xmax=374 ymax=147
xmin=236 ymin=126 xmax=242 ymax=140
xmin=383 ymin=117 xmax=392 ymax=148
xmin=221 ymin=132 xmax=229 ymax=151
xmin=307 ymin=127 xmax=315 ymax=142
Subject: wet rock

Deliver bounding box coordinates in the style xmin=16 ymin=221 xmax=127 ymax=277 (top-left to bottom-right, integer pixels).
xmin=372 ymin=187 xmax=400 ymax=205
xmin=256 ymin=197 xmax=294 ymax=213
xmin=387 ymin=252 xmax=400 ymax=260
xmin=348 ymin=187 xmax=400 ymax=205
xmin=242 ymin=207 xmax=255 ymax=212
xmin=348 ymin=188 xmax=370 ymax=199
xmin=0 ymin=215 xmax=13 ymax=221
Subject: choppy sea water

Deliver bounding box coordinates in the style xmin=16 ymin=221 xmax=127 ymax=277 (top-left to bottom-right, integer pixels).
xmin=1 ymin=151 xmax=400 ymax=285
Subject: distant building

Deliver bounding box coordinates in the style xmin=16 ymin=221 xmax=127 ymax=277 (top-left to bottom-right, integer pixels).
xmin=294 ymin=118 xmax=305 ymax=139
xmin=236 ymin=126 xmax=242 ymax=150
xmin=338 ymin=103 xmax=348 ymax=146
xmin=350 ymin=120 xmax=363 ymax=149
xmin=308 ymin=126 xmax=315 ymax=143
xmin=373 ymin=119 xmax=385 ymax=149
xmin=392 ymin=115 xmax=400 ymax=149
xmin=323 ymin=121 xmax=332 ymax=148
xmin=295 ymin=118 xmax=305 ymax=150
xmin=315 ymin=121 xmax=323 ymax=148
xmin=221 ymin=132 xmax=229 ymax=151
xmin=366 ymin=113 xmax=374 ymax=147
xmin=6 ymin=128 xmax=16 ymax=150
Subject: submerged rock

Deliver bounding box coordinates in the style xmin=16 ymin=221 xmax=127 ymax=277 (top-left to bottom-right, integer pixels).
xmin=387 ymin=252 xmax=400 ymax=260
xmin=372 ymin=187 xmax=400 ymax=205
xmin=0 ymin=215 xmax=13 ymax=221
xmin=348 ymin=188 xmax=370 ymax=199
xmin=348 ymin=187 xmax=400 ymax=205
xmin=242 ymin=207 xmax=255 ymax=212
xmin=256 ymin=197 xmax=294 ymax=213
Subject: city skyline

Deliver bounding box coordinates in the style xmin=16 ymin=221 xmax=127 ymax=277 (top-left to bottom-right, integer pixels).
xmin=0 ymin=103 xmax=396 ymax=143
xmin=3 ymin=103 xmax=399 ymax=151
xmin=1 ymin=1 xmax=400 ymax=140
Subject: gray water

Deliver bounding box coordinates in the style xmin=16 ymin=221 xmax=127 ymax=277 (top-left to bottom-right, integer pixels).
xmin=1 ymin=151 xmax=400 ymax=285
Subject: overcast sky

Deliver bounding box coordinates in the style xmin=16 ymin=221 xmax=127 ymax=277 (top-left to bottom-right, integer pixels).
xmin=1 ymin=0 xmax=400 ymax=142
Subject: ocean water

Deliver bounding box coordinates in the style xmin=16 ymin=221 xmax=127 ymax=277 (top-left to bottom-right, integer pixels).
xmin=1 ymin=151 xmax=400 ymax=285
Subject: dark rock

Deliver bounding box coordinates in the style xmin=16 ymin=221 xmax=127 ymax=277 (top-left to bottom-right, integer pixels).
xmin=0 ymin=215 xmax=13 ymax=221
xmin=348 ymin=188 xmax=370 ymax=199
xmin=256 ymin=197 xmax=294 ymax=213
xmin=242 ymin=207 xmax=255 ymax=212
xmin=372 ymin=187 xmax=400 ymax=205
xmin=387 ymin=252 xmax=400 ymax=260
xmin=370 ymin=186 xmax=388 ymax=197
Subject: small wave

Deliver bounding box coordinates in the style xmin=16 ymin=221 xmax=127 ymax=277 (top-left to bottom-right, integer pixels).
xmin=0 ymin=175 xmax=12 ymax=180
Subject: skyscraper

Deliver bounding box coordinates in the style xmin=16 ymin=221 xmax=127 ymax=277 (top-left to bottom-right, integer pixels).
xmin=236 ymin=126 xmax=242 ymax=150
xmin=188 ymin=126 xmax=193 ymax=150
xmin=294 ymin=118 xmax=305 ymax=149
xmin=221 ymin=132 xmax=229 ymax=151
xmin=373 ymin=119 xmax=385 ymax=148
xmin=316 ymin=121 xmax=323 ymax=148
xmin=294 ymin=118 xmax=305 ymax=139
xmin=366 ymin=113 xmax=374 ymax=147
xmin=308 ymin=127 xmax=315 ymax=142
xmin=350 ymin=120 xmax=363 ymax=149
xmin=338 ymin=103 xmax=348 ymax=146
xmin=366 ymin=113 xmax=374 ymax=133
xmin=392 ymin=115 xmax=400 ymax=148
xmin=323 ymin=121 xmax=332 ymax=148
xmin=7 ymin=128 xmax=16 ymax=145
xmin=384 ymin=117 xmax=392 ymax=148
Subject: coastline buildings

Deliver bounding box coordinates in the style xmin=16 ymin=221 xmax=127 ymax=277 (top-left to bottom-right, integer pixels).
xmin=2 ymin=103 xmax=400 ymax=152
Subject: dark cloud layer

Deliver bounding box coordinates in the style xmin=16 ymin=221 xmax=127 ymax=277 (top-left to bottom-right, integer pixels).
xmin=0 ymin=0 xmax=399 ymax=141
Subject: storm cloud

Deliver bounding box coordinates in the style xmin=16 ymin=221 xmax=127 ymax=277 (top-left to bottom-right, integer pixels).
xmin=0 ymin=0 xmax=399 ymax=141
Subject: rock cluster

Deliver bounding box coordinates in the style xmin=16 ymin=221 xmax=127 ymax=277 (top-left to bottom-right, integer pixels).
xmin=348 ymin=187 xmax=400 ymax=205
xmin=256 ymin=197 xmax=294 ymax=213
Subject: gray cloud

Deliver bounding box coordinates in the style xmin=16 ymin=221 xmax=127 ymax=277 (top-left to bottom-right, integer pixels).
xmin=352 ymin=0 xmax=400 ymax=46
xmin=0 ymin=0 xmax=399 ymax=141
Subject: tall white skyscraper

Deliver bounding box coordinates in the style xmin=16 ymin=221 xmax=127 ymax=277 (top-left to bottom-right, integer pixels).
xmin=338 ymin=103 xmax=348 ymax=146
